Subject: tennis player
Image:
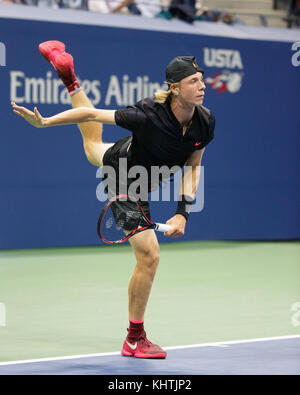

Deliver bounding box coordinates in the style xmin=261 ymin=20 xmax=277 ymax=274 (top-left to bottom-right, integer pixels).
xmin=11 ymin=41 xmax=215 ymax=359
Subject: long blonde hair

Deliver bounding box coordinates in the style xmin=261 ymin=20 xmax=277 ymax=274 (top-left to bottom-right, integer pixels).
xmin=154 ymin=82 xmax=180 ymax=104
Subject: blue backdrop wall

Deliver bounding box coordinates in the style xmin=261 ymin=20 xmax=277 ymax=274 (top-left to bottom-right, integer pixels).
xmin=0 ymin=17 xmax=299 ymax=249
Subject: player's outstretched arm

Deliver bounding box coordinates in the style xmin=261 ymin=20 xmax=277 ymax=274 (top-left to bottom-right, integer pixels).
xmin=11 ymin=102 xmax=116 ymax=128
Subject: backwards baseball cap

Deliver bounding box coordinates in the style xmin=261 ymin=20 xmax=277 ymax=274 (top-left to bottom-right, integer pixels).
xmin=166 ymin=56 xmax=204 ymax=84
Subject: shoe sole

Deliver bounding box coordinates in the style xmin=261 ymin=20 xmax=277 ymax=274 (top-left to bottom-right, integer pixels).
xmin=39 ymin=40 xmax=65 ymax=62
xmin=121 ymin=349 xmax=167 ymax=359
xmin=39 ymin=41 xmax=67 ymax=71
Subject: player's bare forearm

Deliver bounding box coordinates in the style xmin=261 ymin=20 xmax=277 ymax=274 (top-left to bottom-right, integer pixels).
xmin=45 ymin=108 xmax=116 ymax=127
xmin=180 ymin=165 xmax=199 ymax=199
xmin=165 ymin=166 xmax=200 ymax=237
xmin=165 ymin=149 xmax=205 ymax=238
xmin=180 ymin=148 xmax=205 ymax=199
xmin=11 ymin=102 xmax=116 ymax=128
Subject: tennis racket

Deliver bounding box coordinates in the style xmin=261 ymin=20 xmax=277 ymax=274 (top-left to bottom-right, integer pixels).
xmin=97 ymin=194 xmax=171 ymax=245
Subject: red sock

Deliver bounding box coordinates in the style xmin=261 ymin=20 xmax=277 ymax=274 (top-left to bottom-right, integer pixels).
xmin=66 ymin=80 xmax=81 ymax=96
xmin=127 ymin=318 xmax=144 ymax=342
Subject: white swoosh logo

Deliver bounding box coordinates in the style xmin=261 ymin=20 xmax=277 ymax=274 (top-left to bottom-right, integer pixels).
xmin=126 ymin=340 xmax=137 ymax=350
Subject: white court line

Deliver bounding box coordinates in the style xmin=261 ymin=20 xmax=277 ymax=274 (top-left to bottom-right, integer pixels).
xmin=0 ymin=334 xmax=299 ymax=367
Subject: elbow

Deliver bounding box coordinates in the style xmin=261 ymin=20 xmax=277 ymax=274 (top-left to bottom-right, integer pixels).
xmin=81 ymin=108 xmax=97 ymax=123
xmin=87 ymin=109 xmax=97 ymax=122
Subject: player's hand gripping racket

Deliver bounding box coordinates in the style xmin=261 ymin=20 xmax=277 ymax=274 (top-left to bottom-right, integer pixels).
xmin=97 ymin=194 xmax=171 ymax=245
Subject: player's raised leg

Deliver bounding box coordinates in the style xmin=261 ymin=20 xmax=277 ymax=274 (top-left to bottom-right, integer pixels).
xmin=70 ymin=89 xmax=114 ymax=167
xmin=39 ymin=40 xmax=113 ymax=166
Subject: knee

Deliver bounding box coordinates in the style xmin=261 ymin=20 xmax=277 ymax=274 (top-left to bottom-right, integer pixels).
xmin=137 ymin=246 xmax=160 ymax=272
xmin=83 ymin=142 xmax=102 ymax=167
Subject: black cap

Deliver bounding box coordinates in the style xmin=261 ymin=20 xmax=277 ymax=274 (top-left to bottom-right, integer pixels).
xmin=166 ymin=56 xmax=204 ymax=84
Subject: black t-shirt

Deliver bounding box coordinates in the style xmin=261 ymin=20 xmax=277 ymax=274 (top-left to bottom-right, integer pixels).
xmin=114 ymin=96 xmax=215 ymax=172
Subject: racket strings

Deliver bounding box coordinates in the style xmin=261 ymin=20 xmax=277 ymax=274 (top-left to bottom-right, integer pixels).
xmin=110 ymin=200 xmax=142 ymax=231
xmin=98 ymin=196 xmax=152 ymax=244
xmin=99 ymin=200 xmax=142 ymax=243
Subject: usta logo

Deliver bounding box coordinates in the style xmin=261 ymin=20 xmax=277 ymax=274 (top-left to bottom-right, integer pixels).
xmin=203 ymin=48 xmax=243 ymax=93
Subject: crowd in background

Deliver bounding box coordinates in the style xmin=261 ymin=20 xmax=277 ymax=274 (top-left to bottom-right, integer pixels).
xmin=1 ymin=0 xmax=299 ymax=27
xmin=0 ymin=0 xmax=246 ymax=24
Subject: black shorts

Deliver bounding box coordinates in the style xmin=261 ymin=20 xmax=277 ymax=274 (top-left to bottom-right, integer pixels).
xmin=102 ymin=136 xmax=151 ymax=230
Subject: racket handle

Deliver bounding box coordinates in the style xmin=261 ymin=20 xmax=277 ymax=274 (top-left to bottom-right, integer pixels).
xmin=155 ymin=223 xmax=171 ymax=233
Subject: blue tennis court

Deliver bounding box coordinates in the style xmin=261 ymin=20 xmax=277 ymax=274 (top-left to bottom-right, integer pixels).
xmin=0 ymin=336 xmax=299 ymax=375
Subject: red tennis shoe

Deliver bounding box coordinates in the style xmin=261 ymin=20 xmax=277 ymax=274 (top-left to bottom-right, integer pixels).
xmin=38 ymin=40 xmax=80 ymax=95
xmin=121 ymin=331 xmax=167 ymax=359
xmin=38 ymin=40 xmax=65 ymax=63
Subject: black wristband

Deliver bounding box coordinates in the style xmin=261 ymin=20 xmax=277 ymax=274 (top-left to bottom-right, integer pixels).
xmin=175 ymin=195 xmax=194 ymax=221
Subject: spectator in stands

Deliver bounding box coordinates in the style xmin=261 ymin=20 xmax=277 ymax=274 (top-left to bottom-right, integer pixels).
xmin=88 ymin=0 xmax=161 ymax=17
xmin=0 ymin=0 xmax=58 ymax=6
xmin=194 ymin=3 xmax=244 ymax=25
xmin=88 ymin=0 xmax=131 ymax=14
xmin=194 ymin=4 xmax=221 ymax=22
xmin=158 ymin=0 xmax=236 ymax=25
xmin=221 ymin=11 xmax=244 ymax=25
xmin=58 ymin=0 xmax=88 ymax=9
xmin=287 ymin=0 xmax=300 ymax=27
xmin=168 ymin=0 xmax=197 ymax=23
xmin=134 ymin=0 xmax=161 ymax=17
xmin=1 ymin=0 xmax=160 ymax=16
xmin=0 ymin=0 xmax=28 ymax=3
